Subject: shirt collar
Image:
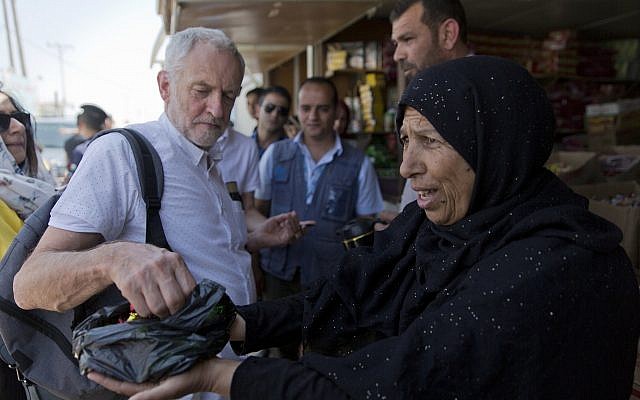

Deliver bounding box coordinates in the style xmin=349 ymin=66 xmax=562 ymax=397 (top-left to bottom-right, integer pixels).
xmin=294 ymin=131 xmax=343 ymax=162
xmin=160 ymin=113 xmax=220 ymax=170
xmin=217 ymin=127 xmax=231 ymax=144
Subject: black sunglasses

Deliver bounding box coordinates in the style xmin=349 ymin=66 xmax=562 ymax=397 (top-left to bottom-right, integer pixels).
xmin=0 ymin=112 xmax=30 ymax=132
xmin=263 ymin=103 xmax=289 ymax=117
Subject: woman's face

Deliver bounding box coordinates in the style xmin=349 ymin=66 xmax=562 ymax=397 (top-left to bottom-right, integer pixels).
xmin=0 ymin=93 xmax=28 ymax=164
xmin=399 ymin=107 xmax=475 ymax=225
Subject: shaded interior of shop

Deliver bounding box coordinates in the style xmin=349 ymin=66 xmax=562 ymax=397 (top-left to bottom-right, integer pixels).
xmin=156 ymin=0 xmax=640 ymax=269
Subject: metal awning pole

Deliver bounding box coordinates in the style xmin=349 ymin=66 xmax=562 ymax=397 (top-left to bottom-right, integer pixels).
xmin=9 ymin=0 xmax=26 ymax=77
xmin=2 ymin=0 xmax=15 ymax=71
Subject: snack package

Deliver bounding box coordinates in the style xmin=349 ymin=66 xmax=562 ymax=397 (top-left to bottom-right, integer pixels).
xmin=72 ymin=279 xmax=236 ymax=383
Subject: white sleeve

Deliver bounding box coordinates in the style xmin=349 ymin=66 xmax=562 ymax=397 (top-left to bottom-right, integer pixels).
xmin=241 ymin=141 xmax=260 ymax=194
xmin=50 ymin=134 xmax=139 ymax=240
xmin=254 ymin=145 xmax=275 ymax=201
xmin=356 ymin=155 xmax=384 ymax=215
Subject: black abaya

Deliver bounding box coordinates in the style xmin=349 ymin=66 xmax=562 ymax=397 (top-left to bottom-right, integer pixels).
xmin=231 ymin=56 xmax=640 ymax=399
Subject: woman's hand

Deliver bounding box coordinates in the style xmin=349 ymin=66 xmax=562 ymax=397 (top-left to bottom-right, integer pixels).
xmin=230 ymin=313 xmax=247 ymax=341
xmin=88 ymin=358 xmax=241 ymax=399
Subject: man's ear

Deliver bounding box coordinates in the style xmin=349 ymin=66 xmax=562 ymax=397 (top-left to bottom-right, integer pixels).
xmin=157 ymin=71 xmax=170 ymax=102
xmin=439 ymin=18 xmax=460 ymax=51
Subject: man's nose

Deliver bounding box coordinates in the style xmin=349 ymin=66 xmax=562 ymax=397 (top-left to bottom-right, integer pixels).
xmin=206 ymin=93 xmax=225 ymax=117
xmin=309 ymin=107 xmax=320 ymax=119
xmin=393 ymin=44 xmax=405 ymax=63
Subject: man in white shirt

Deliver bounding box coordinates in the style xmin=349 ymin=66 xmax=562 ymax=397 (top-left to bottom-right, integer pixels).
xmin=215 ymin=124 xmax=275 ymax=297
xmin=13 ymin=28 xmax=300 ymax=396
xmin=215 ymin=125 xmax=265 ymax=228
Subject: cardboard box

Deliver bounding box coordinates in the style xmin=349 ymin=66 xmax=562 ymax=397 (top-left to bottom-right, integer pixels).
xmin=546 ymin=151 xmax=604 ymax=185
xmin=571 ymin=181 xmax=640 ymax=269
xmin=585 ymin=98 xmax=640 ymax=151
xmin=599 ymin=146 xmax=640 ymax=182
xmin=632 ymin=340 xmax=640 ymax=400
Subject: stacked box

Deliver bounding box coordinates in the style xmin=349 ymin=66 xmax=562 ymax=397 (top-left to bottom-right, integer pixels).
xmin=599 ymin=146 xmax=640 ymax=182
xmin=326 ymin=47 xmax=347 ymax=71
xmin=546 ymin=151 xmax=604 ymax=185
xmin=585 ymin=98 xmax=640 ymax=151
xmin=571 ymin=181 xmax=640 ymax=269
xmin=633 ymin=342 xmax=640 ymax=400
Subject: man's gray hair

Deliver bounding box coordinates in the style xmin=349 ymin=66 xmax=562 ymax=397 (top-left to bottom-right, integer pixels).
xmin=164 ymin=27 xmax=246 ymax=78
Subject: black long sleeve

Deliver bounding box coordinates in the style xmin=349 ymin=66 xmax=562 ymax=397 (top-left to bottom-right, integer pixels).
xmin=231 ymin=356 xmax=350 ymax=400
xmin=233 ymin=292 xmax=304 ymax=354
xmin=230 ymin=293 xmax=351 ymax=399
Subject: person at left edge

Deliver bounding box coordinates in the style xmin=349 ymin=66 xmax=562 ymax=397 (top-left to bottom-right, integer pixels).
xmin=0 ymin=85 xmax=56 ymax=400
xmin=13 ymin=27 xmax=301 ymax=400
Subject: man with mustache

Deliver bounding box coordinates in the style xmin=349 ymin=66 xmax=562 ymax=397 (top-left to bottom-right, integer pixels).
xmin=255 ymin=78 xmax=383 ymax=360
xmin=383 ymin=0 xmax=471 ymax=220
xmin=14 ymin=28 xmax=300 ymax=399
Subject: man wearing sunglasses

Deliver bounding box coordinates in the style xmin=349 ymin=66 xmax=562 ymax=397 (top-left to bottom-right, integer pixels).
xmin=253 ymin=85 xmax=291 ymax=158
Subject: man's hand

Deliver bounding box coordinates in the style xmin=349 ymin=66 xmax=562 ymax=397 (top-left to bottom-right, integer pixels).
xmin=88 ymin=358 xmax=240 ymax=399
xmin=107 ymin=242 xmax=196 ymax=318
xmin=14 ymin=227 xmax=194 ymax=315
xmin=246 ymin=211 xmax=315 ymax=252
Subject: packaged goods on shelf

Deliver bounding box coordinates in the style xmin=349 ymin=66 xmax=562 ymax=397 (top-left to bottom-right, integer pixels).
xmin=598 ymin=146 xmax=640 ymax=182
xmin=367 ymin=73 xmax=386 ymax=132
xmin=325 ymin=41 xmax=381 ymax=72
xmin=358 ymin=84 xmax=375 ymax=132
xmin=344 ymin=96 xmax=362 ymax=133
xmin=326 ymin=46 xmax=348 ymax=71
xmin=357 ymin=73 xmax=386 ymax=133
xmin=546 ymin=151 xmax=604 ymax=185
xmin=468 ymin=33 xmax=541 ymax=71
xmin=546 ymin=80 xmax=631 ymax=133
xmin=601 ymin=39 xmax=640 ymax=80
xmin=599 ymin=154 xmax=640 ymax=181
xmin=585 ymin=98 xmax=640 ymax=151
xmin=364 ymin=41 xmax=380 ymax=70
xmin=325 ymin=42 xmax=363 ymax=70
xmin=469 ymin=31 xmax=634 ymax=79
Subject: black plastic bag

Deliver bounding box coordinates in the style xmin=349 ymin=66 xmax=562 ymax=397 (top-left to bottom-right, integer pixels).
xmin=72 ymin=279 xmax=236 ymax=383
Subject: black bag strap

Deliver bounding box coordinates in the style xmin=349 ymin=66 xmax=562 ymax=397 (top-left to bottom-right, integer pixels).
xmin=92 ymin=128 xmax=170 ymax=250
xmin=0 ymin=128 xmax=169 ymax=400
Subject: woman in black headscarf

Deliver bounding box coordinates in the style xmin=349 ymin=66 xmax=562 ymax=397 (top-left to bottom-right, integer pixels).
xmin=90 ymin=56 xmax=640 ymax=400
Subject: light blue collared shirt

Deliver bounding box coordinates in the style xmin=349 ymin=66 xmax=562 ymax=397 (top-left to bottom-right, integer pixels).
xmin=256 ymin=132 xmax=384 ymax=215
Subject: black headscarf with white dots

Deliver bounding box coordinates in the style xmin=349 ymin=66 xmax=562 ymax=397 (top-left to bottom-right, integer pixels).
xmin=396 ymin=55 xmax=555 ymax=215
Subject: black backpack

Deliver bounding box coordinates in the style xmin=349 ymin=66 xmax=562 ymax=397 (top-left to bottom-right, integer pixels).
xmin=0 ymin=128 xmax=169 ymax=400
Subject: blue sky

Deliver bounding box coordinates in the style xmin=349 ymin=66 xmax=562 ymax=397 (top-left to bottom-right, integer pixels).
xmin=1 ymin=0 xmax=164 ymax=123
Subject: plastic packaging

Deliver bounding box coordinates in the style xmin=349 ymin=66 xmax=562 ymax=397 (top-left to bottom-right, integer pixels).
xmin=72 ymin=279 xmax=236 ymax=383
